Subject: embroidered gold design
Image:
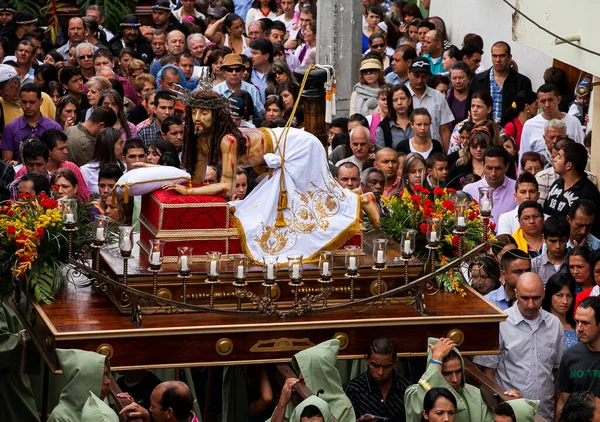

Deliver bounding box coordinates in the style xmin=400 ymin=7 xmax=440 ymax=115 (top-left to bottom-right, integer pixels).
xmin=250 ymin=337 xmax=315 ymax=353
xmin=254 ymin=224 xmax=289 ymax=255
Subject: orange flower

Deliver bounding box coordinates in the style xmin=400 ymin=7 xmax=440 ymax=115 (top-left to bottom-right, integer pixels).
xmin=15 ymin=234 xmax=27 ymax=245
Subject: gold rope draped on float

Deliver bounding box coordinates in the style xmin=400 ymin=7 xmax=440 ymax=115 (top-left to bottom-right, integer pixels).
xmin=274 ymin=65 xmax=317 ymax=227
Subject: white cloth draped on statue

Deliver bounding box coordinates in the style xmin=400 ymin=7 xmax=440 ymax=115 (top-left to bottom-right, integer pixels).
xmin=232 ymin=127 xmax=360 ymax=264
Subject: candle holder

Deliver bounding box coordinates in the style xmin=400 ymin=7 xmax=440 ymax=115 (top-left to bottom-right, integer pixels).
xmin=478 ymin=186 xmax=494 ymax=241
xmin=318 ymin=251 xmax=333 ymax=307
xmin=453 ymin=202 xmax=469 ymax=256
xmin=287 ymin=254 xmax=303 ymax=305
xmin=118 ymin=226 xmax=134 ymax=287
xmin=400 ymin=229 xmax=416 ymax=284
xmin=204 ymin=250 xmax=219 ymax=308
xmin=426 ymin=218 xmax=442 ymax=273
xmin=344 ymin=246 xmax=361 ymax=302
xmin=372 ymin=239 xmax=388 ymax=296
xmin=148 ymin=239 xmax=165 ymax=296
xmin=232 ymin=254 xmax=249 ymax=310
xmin=174 ymin=247 xmax=193 ymax=304
xmin=61 ymin=199 xmax=78 ymax=259
xmin=262 ymin=256 xmax=278 ymax=303
xmin=91 ymin=215 xmax=109 ymax=272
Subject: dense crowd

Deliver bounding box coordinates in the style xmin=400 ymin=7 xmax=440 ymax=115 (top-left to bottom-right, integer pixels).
xmin=0 ymin=0 xmax=600 ymax=421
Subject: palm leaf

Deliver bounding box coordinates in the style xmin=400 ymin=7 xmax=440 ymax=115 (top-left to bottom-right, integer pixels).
xmin=11 ymin=0 xmax=41 ymax=18
xmin=28 ymin=263 xmax=57 ymax=305
xmin=41 ymin=0 xmax=68 ymax=46
xmin=76 ymin=0 xmax=139 ymax=35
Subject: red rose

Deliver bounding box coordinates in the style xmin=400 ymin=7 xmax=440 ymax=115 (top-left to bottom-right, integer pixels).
xmin=20 ymin=210 xmax=27 ymax=216
xmin=447 ymin=188 xmax=457 ymax=194
xmin=50 ymin=200 xmax=58 ymax=208
xmin=6 ymin=225 xmax=15 ymax=234
xmin=40 ymin=198 xmax=52 ymax=208
xmin=424 ymin=207 xmax=433 ymax=218
xmin=410 ymin=195 xmax=421 ymax=203
xmin=7 ymin=209 xmax=14 ymax=217
xmin=452 ymin=235 xmax=459 ymax=247
xmin=15 ymin=234 xmax=27 ymax=245
xmin=420 ymin=222 xmax=427 ymax=234
xmin=424 ymin=199 xmax=433 ymax=208
xmin=17 ymin=193 xmax=26 ymax=199
xmin=36 ymin=227 xmax=45 ymax=238
xmin=51 ymin=185 xmax=59 ymax=192
xmin=421 ymin=188 xmax=430 ymax=195
xmin=442 ymin=199 xmax=455 ymax=211
xmin=490 ymin=222 xmax=497 ymax=232
xmin=17 ymin=272 xmax=26 ymax=281
xmin=18 ymin=254 xmax=31 ymax=262
xmin=25 ymin=193 xmax=33 ymax=199
xmin=5 ymin=200 xmax=13 ymax=205
xmin=433 ymin=187 xmax=445 ymax=196
xmin=37 ymin=193 xmax=49 ymax=201
xmin=413 ymin=185 xmax=422 ymax=192
xmin=468 ymin=211 xmax=476 ymax=221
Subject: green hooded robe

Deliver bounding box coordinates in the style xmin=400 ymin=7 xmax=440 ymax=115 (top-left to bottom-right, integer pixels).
xmin=507 ymin=399 xmax=540 ymax=422
xmin=48 ymin=348 xmax=110 ymax=422
xmin=0 ymin=299 xmax=40 ymax=422
xmin=290 ymin=395 xmax=333 ymax=422
xmin=268 ymin=339 xmax=356 ymax=422
xmin=404 ymin=337 xmax=494 ymax=422
xmin=81 ymin=391 xmax=119 ymax=422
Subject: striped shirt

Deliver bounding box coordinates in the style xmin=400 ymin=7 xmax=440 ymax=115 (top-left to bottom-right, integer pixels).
xmin=344 ymin=371 xmax=410 ymax=421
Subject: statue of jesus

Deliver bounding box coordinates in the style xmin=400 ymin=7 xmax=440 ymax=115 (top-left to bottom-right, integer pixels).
xmin=163 ymin=90 xmax=380 ymax=262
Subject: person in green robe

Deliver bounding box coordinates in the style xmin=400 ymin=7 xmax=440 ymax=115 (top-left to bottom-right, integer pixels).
xmin=269 ymin=339 xmax=356 ymax=422
xmin=48 ymin=348 xmax=112 ymax=422
xmin=81 ymin=391 xmax=119 ymax=422
xmin=290 ymin=395 xmax=333 ymax=422
xmin=0 ymin=299 xmax=40 ymax=421
xmin=405 ymin=337 xmax=522 ymax=422
xmin=495 ymin=398 xmax=540 ymax=422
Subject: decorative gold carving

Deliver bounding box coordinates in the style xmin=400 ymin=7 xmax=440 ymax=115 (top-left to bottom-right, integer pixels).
xmin=250 ymin=337 xmax=315 ymax=353
xmin=297 ymin=285 xmax=359 ymax=295
xmin=447 ymin=329 xmax=464 ymax=346
xmin=185 ymin=291 xmax=236 ymax=301
xmin=370 ymin=280 xmax=388 ymax=295
xmin=270 ymin=285 xmax=281 ymax=301
xmin=215 ymin=338 xmax=233 ymax=356
xmin=333 ymin=332 xmax=349 ymax=350
xmin=156 ymin=288 xmax=172 ymax=300
xmin=96 ymin=343 xmax=114 ymax=360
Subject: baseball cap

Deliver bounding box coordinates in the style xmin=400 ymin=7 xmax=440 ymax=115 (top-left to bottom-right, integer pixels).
xmin=0 ymin=64 xmax=17 ymax=85
xmin=410 ymin=57 xmax=431 ymax=74
xmin=229 ymin=96 xmax=247 ymax=118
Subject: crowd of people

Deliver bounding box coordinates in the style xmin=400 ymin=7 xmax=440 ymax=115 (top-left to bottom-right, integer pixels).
xmin=0 ymin=0 xmax=599 ymax=421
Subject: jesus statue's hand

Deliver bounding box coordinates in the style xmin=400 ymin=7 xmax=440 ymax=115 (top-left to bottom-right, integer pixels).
xmin=162 ymin=183 xmax=189 ymax=195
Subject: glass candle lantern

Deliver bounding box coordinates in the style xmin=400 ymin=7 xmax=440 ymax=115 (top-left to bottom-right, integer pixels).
xmin=478 ymin=186 xmax=494 ymax=216
xmin=287 ymin=254 xmax=303 ymax=281
xmin=118 ymin=226 xmax=134 ymax=257
xmin=233 ymin=254 xmax=249 ymax=281
xmin=454 ymin=202 xmax=469 ymax=231
xmin=148 ymin=239 xmax=165 ymax=268
xmin=62 ymin=199 xmax=78 ymax=226
xmin=426 ymin=218 xmax=442 ymax=245
xmin=93 ymin=215 xmax=109 ymax=243
xmin=400 ymin=229 xmax=416 ymax=258
xmin=319 ymin=251 xmax=333 ymax=280
xmin=263 ymin=256 xmax=278 ymax=282
xmin=177 ymin=247 xmax=194 ymax=276
xmin=344 ymin=245 xmax=361 ymax=275
xmin=372 ymin=239 xmax=388 ymax=268
xmin=204 ymin=251 xmax=220 ymax=279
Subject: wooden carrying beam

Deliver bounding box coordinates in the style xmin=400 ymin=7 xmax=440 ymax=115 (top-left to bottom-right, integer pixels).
xmin=109 ymin=378 xmax=144 ymax=422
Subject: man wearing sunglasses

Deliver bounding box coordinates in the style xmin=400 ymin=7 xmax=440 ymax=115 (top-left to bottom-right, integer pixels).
xmin=212 ymin=54 xmax=264 ymax=119
xmin=75 ymin=42 xmax=95 ymax=82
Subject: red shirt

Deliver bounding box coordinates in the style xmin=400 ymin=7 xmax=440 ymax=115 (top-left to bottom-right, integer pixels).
xmin=503 ymin=117 xmax=523 ymax=150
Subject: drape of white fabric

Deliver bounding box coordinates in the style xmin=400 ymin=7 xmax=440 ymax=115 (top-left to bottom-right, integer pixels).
xmin=233 ymin=127 xmax=360 ymax=263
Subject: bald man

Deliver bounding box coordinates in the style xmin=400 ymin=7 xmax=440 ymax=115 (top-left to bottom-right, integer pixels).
xmin=56 ymin=17 xmax=89 ymax=59
xmin=474 ymin=272 xmax=565 ymax=420
xmin=167 ymin=30 xmax=186 ymax=55
xmin=120 ymin=381 xmax=198 ymax=422
xmin=374 ymin=148 xmax=400 ymax=196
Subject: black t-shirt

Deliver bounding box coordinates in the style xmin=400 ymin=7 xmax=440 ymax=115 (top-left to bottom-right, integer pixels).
xmin=543 ymin=175 xmax=600 ymax=235
xmin=117 ymin=371 xmax=162 ymax=410
xmin=556 ymin=342 xmax=600 ymax=395
xmin=395 ymin=138 xmax=444 ymax=157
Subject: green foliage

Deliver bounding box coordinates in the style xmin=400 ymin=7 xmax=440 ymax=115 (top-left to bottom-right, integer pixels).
xmin=76 ymin=0 xmax=140 ymax=35
xmin=28 ymin=263 xmax=58 ymax=304
xmin=11 ymin=0 xmax=41 ymax=18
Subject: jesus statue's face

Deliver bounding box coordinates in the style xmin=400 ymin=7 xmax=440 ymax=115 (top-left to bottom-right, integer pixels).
xmin=193 ymin=108 xmax=213 ymax=134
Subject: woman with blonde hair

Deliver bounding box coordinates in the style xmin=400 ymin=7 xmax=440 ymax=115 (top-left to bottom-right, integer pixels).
xmin=127 ymin=59 xmax=147 ymax=84
xmin=84 ymin=75 xmax=112 ymax=121
xmin=350 ymin=58 xmax=384 ymax=116
xmin=400 ymin=152 xmax=426 ymax=195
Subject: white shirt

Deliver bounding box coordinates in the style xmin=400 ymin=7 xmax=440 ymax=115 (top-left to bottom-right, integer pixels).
xmin=275 ymin=14 xmax=295 ymax=32
xmin=519 ymin=113 xmax=584 ymax=169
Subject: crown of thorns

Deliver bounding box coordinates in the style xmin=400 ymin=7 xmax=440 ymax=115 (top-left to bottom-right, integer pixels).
xmin=169 ymin=84 xmax=236 ymax=111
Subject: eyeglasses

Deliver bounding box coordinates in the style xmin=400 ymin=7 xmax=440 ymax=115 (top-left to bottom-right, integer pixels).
xmin=470 ymin=143 xmax=488 ymax=150
xmin=520 ymin=214 xmax=542 ymax=222
xmin=272 ymin=70 xmax=284 ymax=75
xmin=223 ymin=67 xmax=243 ymax=73
xmin=78 ymin=54 xmax=93 ymax=60
xmin=362 ymin=69 xmax=379 ymax=74
xmin=370 ymin=43 xmax=385 ymax=49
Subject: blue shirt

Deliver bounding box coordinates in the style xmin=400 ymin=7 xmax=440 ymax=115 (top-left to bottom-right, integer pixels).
xmin=385 ymin=72 xmax=408 ymax=85
xmin=567 ymin=234 xmax=600 ymax=250
xmin=233 ymin=0 xmax=253 ymax=21
xmin=423 ymin=54 xmax=444 ymax=75
xmin=213 ymin=80 xmax=265 ymax=119
xmin=250 ymin=69 xmax=267 ymax=103
xmin=484 ymin=285 xmax=511 ymax=311
xmin=489 ymin=67 xmax=503 ymax=123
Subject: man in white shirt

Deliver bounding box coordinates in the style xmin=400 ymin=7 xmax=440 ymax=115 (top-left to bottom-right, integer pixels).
xmin=497 ymin=172 xmax=541 ymax=236
xmin=519 ymin=84 xmax=584 ymax=167
xmin=337 ymin=126 xmax=371 ymax=171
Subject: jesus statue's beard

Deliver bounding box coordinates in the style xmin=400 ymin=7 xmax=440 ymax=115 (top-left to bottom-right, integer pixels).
xmin=194 ymin=128 xmax=212 ymax=136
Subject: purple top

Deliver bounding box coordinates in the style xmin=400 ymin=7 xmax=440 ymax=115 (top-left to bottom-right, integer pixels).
xmin=1 ymin=115 xmax=63 ymax=162
xmin=463 ymin=176 xmax=517 ymax=229
xmin=446 ymin=88 xmax=467 ymax=127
